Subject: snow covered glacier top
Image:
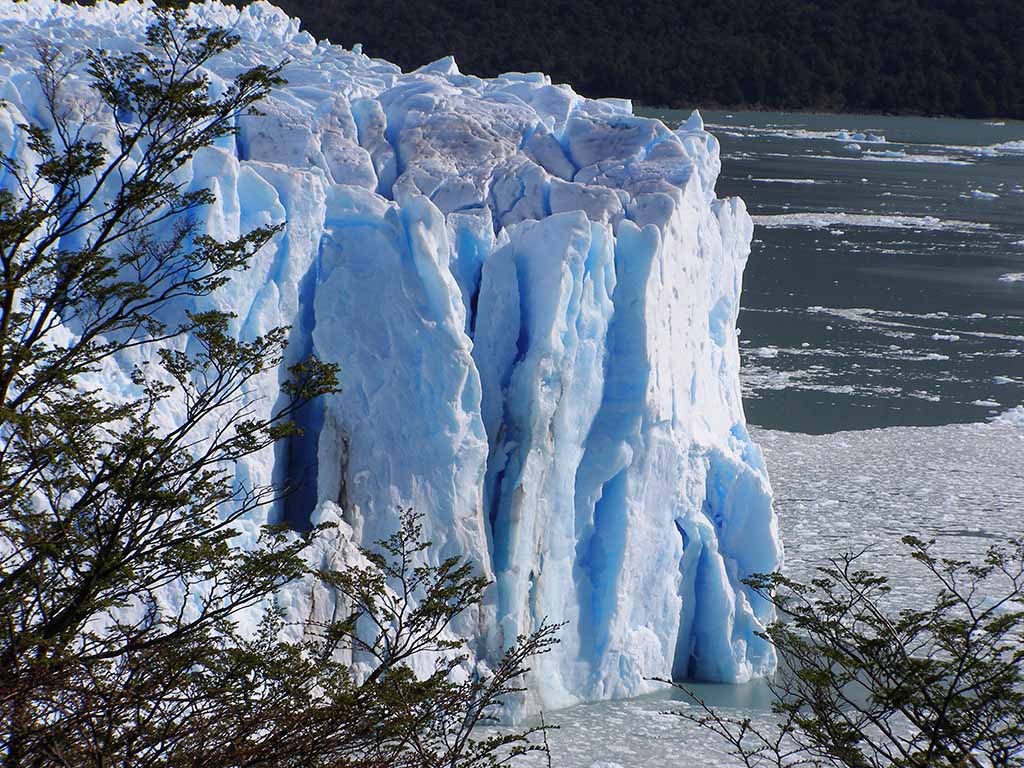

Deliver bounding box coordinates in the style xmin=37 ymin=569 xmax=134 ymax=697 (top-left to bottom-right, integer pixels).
xmin=0 ymin=0 xmax=780 ymax=711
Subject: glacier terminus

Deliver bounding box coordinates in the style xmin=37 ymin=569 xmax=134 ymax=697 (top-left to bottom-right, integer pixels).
xmin=0 ymin=0 xmax=781 ymax=713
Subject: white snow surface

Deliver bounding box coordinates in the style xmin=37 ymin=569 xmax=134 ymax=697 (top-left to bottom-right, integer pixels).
xmin=0 ymin=0 xmax=778 ymax=712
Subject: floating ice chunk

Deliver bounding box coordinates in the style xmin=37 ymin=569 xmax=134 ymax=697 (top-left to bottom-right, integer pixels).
xmin=993 ymin=405 xmax=1024 ymax=427
xmin=931 ymin=333 xmax=960 ymax=341
xmin=751 ymin=177 xmax=818 ymax=185
xmin=970 ymin=189 xmax=1000 ymax=200
xmin=811 ymin=151 xmax=972 ymax=165
xmin=999 ymin=273 xmax=1024 ymax=283
xmin=989 ymin=140 xmax=1024 ymax=154
xmin=752 ymin=212 xmax=990 ymax=232
xmin=834 ymin=129 xmax=886 ymax=143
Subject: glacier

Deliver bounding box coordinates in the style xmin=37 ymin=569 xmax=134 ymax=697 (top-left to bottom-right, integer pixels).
xmin=0 ymin=0 xmax=780 ymax=711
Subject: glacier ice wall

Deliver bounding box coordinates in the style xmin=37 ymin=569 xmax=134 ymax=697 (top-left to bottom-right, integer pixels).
xmin=0 ymin=0 xmax=781 ymax=710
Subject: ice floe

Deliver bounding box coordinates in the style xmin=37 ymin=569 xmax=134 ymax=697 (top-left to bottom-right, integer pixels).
xmin=752 ymin=213 xmax=990 ymax=232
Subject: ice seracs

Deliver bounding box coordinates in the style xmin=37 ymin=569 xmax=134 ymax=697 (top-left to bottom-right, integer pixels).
xmin=0 ymin=0 xmax=780 ymax=712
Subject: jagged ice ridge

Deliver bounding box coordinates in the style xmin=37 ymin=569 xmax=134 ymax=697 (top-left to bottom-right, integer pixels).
xmin=0 ymin=0 xmax=781 ymax=712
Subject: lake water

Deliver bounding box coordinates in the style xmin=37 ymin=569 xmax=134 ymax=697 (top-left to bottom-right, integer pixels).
xmin=651 ymin=109 xmax=1024 ymax=434
xmin=504 ymin=111 xmax=1024 ymax=767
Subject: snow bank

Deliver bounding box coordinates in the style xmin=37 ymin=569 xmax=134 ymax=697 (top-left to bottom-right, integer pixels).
xmin=0 ymin=0 xmax=779 ymax=711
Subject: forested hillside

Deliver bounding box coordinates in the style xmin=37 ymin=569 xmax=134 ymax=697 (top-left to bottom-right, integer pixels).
xmin=244 ymin=0 xmax=1024 ymax=118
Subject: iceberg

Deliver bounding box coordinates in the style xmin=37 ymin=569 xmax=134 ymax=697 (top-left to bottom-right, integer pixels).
xmin=0 ymin=0 xmax=780 ymax=711
xmin=970 ymin=188 xmax=1000 ymax=200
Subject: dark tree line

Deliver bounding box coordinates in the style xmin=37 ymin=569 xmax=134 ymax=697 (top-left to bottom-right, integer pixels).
xmin=242 ymin=0 xmax=1024 ymax=119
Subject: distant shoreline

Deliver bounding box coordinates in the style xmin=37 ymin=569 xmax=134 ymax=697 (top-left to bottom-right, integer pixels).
xmin=636 ymin=103 xmax=1024 ymax=125
xmin=234 ymin=0 xmax=1024 ymax=123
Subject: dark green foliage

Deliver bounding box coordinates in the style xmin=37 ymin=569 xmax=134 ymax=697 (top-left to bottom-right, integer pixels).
xmin=0 ymin=11 xmax=553 ymax=767
xmin=237 ymin=0 xmax=1024 ymax=118
xmin=316 ymin=511 xmax=561 ymax=768
xmin=667 ymin=537 xmax=1024 ymax=768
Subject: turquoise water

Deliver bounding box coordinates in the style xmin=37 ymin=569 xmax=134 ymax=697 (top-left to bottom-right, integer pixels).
xmin=644 ymin=109 xmax=1024 ymax=433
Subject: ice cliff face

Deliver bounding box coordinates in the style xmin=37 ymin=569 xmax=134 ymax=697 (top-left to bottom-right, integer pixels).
xmin=0 ymin=0 xmax=780 ymax=710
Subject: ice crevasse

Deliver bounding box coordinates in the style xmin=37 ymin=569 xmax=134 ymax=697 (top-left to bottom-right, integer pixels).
xmin=0 ymin=0 xmax=781 ymax=711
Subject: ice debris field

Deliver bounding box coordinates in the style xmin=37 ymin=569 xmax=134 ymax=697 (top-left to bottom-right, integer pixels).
xmin=0 ymin=0 xmax=779 ymax=711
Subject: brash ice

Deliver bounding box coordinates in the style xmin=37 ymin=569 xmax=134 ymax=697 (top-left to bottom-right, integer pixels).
xmin=0 ymin=0 xmax=781 ymax=713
